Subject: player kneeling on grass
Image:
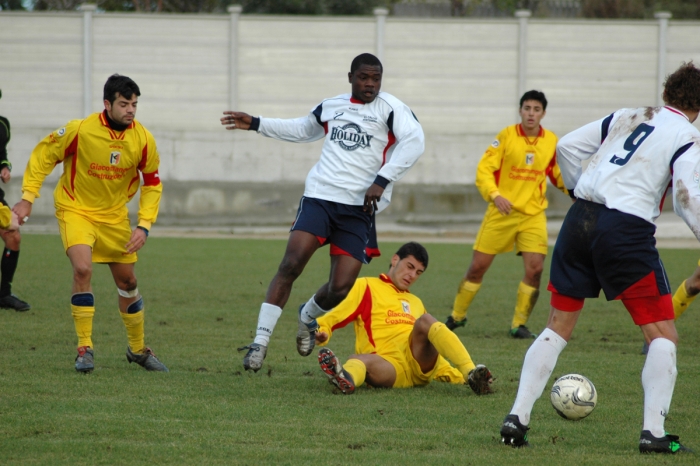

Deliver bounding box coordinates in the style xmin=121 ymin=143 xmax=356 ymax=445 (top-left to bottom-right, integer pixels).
xmin=14 ymin=74 xmax=168 ymax=373
xmin=314 ymin=242 xmax=493 ymax=395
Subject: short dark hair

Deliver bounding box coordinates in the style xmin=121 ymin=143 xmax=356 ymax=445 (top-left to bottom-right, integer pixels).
xmin=350 ymin=53 xmax=383 ymax=75
xmin=103 ymin=74 xmax=140 ymax=104
xmin=395 ymin=242 xmax=429 ymax=269
xmin=663 ymin=62 xmax=700 ymax=112
xmin=520 ymin=90 xmax=547 ymax=110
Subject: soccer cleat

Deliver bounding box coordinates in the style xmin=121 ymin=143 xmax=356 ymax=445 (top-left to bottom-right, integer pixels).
xmin=445 ymin=315 xmax=467 ymax=331
xmin=639 ymin=430 xmax=691 ymax=454
xmin=296 ymin=303 xmax=318 ymax=357
xmin=238 ymin=343 xmax=267 ymax=372
xmin=641 ymin=341 xmax=649 ymax=355
xmin=75 ymin=346 xmax=94 ymax=373
xmin=126 ymin=346 xmax=169 ymax=372
xmin=510 ymin=325 xmax=537 ymax=339
xmin=318 ymin=348 xmax=355 ymax=394
xmin=0 ymin=294 xmax=31 ymax=312
xmin=500 ymin=414 xmax=530 ymax=448
xmin=467 ymin=364 xmax=494 ymax=395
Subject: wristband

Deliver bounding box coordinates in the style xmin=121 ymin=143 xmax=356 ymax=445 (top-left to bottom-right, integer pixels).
xmin=137 ymin=226 xmax=149 ymax=237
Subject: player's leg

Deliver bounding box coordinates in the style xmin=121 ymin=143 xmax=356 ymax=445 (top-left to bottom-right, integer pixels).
xmin=67 ymin=244 xmax=96 ymax=372
xmin=411 ymin=314 xmax=475 ymax=376
xmin=448 ymin=205 xmax=513 ymax=330
xmin=0 ymin=227 xmax=30 ymax=311
xmin=510 ymin=211 xmax=548 ymax=338
xmin=317 ymin=349 xmax=391 ymax=394
xmin=672 ymin=263 xmax=700 ymax=320
xmin=510 ymin=252 xmax=544 ymax=338
xmin=297 ymin=203 xmax=371 ymax=356
xmin=107 ymin=261 xmax=168 ymax=372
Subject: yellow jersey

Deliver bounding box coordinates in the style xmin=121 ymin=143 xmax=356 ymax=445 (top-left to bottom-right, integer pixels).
xmin=317 ymin=274 xmax=426 ymax=355
xmin=476 ymin=124 xmax=566 ymax=216
xmin=22 ymin=112 xmax=162 ymax=229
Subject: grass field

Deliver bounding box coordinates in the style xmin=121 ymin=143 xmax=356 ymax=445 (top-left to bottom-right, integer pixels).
xmin=1 ymin=234 xmax=699 ymax=465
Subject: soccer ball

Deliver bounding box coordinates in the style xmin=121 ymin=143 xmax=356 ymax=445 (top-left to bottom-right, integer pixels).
xmin=550 ymin=374 xmax=597 ymax=420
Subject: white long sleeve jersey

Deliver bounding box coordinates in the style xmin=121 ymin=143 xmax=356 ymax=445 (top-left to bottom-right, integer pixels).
xmin=557 ymin=106 xmax=700 ymax=239
xmin=256 ymin=92 xmax=425 ymax=212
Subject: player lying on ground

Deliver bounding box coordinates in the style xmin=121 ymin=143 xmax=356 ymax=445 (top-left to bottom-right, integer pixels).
xmin=446 ymin=90 xmax=568 ymax=339
xmin=499 ymin=62 xmax=700 ymax=454
xmin=314 ymin=242 xmax=493 ymax=395
xmin=14 ymin=74 xmax=168 ymax=373
xmin=221 ymin=53 xmax=424 ymax=372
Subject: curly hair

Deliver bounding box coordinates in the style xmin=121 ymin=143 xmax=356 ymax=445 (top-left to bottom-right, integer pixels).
xmin=663 ymin=62 xmax=700 ymax=112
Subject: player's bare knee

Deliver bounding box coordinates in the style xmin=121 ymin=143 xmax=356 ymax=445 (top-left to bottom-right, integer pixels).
xmin=73 ymin=263 xmax=92 ymax=283
xmin=2 ymin=230 xmax=20 ymax=249
xmin=116 ymin=276 xmax=138 ymax=292
xmin=276 ymin=257 xmax=305 ymax=281
xmin=686 ymin=275 xmax=700 ymax=296
xmin=414 ymin=314 xmax=436 ymax=335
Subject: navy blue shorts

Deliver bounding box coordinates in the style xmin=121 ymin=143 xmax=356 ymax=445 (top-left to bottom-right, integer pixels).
xmin=548 ymin=200 xmax=670 ymax=301
xmin=291 ymin=196 xmax=380 ymax=264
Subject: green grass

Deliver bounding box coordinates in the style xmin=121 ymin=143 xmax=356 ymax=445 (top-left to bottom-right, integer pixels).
xmin=1 ymin=235 xmax=699 ymax=464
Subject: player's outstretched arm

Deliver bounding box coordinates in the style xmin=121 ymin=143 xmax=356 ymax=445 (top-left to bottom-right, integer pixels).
xmin=221 ymin=111 xmax=252 ymax=131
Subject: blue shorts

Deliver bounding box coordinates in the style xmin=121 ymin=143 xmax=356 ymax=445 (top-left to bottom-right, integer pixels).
xmin=548 ymin=200 xmax=670 ymax=301
xmin=291 ymin=197 xmax=380 ymax=264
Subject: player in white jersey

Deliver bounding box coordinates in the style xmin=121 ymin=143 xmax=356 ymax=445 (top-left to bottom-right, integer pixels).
xmin=220 ymin=53 xmax=425 ymax=372
xmin=500 ymin=62 xmax=700 ymax=454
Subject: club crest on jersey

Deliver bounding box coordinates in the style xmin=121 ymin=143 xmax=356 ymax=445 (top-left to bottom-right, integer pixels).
xmin=401 ymin=301 xmax=410 ymax=314
xmin=526 ymin=153 xmax=534 ymax=165
xmin=330 ymin=123 xmax=373 ymax=151
xmin=110 ymin=152 xmax=121 ymax=165
xmin=57 ymin=127 xmax=66 ymax=137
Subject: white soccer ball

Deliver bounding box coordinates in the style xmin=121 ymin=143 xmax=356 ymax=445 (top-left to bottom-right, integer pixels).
xmin=550 ymin=374 xmax=597 ymax=421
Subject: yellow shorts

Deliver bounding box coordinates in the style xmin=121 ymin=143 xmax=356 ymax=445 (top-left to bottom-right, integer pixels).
xmin=379 ymin=335 xmax=441 ymax=388
xmin=56 ymin=209 xmax=137 ymax=264
xmin=473 ymin=204 xmax=548 ymax=255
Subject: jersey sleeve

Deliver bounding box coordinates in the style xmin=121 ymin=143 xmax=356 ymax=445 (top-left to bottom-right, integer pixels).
xmin=257 ymin=106 xmax=326 ymax=143
xmin=137 ymin=129 xmax=162 ymax=230
xmin=546 ymin=152 xmax=568 ymax=195
xmin=557 ymin=112 xmax=619 ymax=191
xmin=475 ymin=128 xmax=508 ymax=202
xmin=316 ymin=278 xmax=369 ymax=345
xmin=375 ymin=104 xmax=425 ymax=183
xmin=671 ymin=146 xmax=700 ymax=241
xmin=0 ymin=116 xmax=10 ymax=167
xmin=22 ymin=121 xmax=80 ymax=203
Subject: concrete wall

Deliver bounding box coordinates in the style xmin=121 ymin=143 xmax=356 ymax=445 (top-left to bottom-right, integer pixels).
xmin=1 ymin=11 xmax=697 ymax=224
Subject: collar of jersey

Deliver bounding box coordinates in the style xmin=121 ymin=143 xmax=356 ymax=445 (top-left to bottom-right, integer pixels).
xmin=379 ymin=273 xmax=408 ymax=293
xmin=517 ymin=123 xmax=544 ymax=138
xmin=664 ymin=106 xmax=690 ymax=121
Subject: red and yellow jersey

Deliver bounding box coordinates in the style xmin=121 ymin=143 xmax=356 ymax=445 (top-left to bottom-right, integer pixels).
xmin=22 ymin=112 xmax=162 ymax=228
xmin=476 ymin=124 xmax=567 ymax=215
xmin=317 ymin=274 xmax=427 ymax=355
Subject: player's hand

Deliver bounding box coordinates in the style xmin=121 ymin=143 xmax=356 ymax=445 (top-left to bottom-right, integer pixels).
xmin=0 ymin=167 xmax=10 ymax=183
xmin=125 ymin=227 xmax=147 ymax=254
xmin=315 ymin=331 xmax=329 ymax=345
xmin=493 ymin=195 xmax=513 ymax=215
xmin=221 ymin=111 xmax=252 ymax=130
xmin=364 ymin=183 xmax=385 ymax=213
xmin=12 ymin=199 xmax=32 ymax=225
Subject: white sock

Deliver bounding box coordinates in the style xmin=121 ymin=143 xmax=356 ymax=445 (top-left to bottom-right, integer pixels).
xmin=253 ymin=303 xmax=283 ymax=346
xmin=510 ymin=328 xmax=568 ymax=425
xmin=300 ymin=295 xmax=328 ymax=324
xmin=642 ymin=338 xmax=677 ymax=438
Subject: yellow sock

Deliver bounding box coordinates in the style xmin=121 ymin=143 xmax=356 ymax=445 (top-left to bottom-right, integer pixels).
xmin=121 ymin=310 xmax=145 ymax=353
xmin=343 ymin=358 xmax=367 ymax=387
xmin=451 ymin=280 xmax=481 ymax=321
xmin=71 ymin=304 xmax=95 ymax=348
xmin=512 ymin=281 xmax=539 ymax=329
xmin=673 ymin=280 xmax=697 ymax=320
xmin=428 ymin=321 xmax=476 ymax=378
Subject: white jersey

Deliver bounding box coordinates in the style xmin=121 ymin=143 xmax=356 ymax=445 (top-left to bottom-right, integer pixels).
xmin=256 ymin=91 xmax=424 ymax=212
xmin=557 ymin=106 xmax=700 ymax=240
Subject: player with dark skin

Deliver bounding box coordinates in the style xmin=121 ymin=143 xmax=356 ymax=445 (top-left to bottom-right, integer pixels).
xmin=220 ymin=64 xmax=385 ymax=313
